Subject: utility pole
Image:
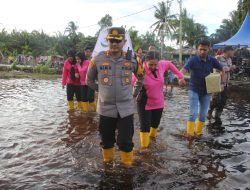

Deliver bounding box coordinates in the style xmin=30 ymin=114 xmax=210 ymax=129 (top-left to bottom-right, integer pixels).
xmin=178 ymin=0 xmax=183 ymax=65
xmin=161 ymin=0 xmax=171 ymax=59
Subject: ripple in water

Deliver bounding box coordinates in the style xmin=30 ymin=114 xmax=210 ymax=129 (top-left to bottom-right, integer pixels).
xmin=0 ymin=79 xmax=249 ymax=189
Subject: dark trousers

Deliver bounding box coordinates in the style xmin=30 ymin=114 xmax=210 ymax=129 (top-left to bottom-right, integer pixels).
xmin=99 ymin=114 xmax=134 ymax=152
xmin=67 ymin=84 xmax=81 ymax=101
xmin=80 ymin=85 xmax=95 ymax=102
xmin=137 ymin=100 xmax=163 ymax=132
xmin=209 ymin=87 xmax=228 ymax=117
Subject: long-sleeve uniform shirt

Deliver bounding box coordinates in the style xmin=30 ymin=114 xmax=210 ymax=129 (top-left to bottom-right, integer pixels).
xmin=86 ymin=51 xmax=144 ymax=118
xmin=216 ymin=56 xmax=232 ymax=86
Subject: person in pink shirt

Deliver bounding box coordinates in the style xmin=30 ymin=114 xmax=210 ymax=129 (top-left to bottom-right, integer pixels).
xmin=135 ymin=51 xmax=186 ymax=148
xmin=61 ymin=50 xmax=81 ymax=111
xmin=75 ymin=52 xmax=96 ymax=112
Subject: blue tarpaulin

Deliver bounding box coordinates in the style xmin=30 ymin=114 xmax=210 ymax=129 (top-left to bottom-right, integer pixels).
xmin=213 ymin=12 xmax=250 ymax=49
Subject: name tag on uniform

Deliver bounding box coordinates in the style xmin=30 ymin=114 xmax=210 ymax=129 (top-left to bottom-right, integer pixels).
xmin=100 ymin=62 xmax=111 ymax=70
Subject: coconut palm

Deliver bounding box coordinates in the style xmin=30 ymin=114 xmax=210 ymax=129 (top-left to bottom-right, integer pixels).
xmin=151 ymin=1 xmax=176 ymax=58
xmin=65 ymin=21 xmax=78 ymax=37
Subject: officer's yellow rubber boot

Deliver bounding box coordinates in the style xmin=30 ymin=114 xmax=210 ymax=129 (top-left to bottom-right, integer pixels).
xmin=77 ymin=101 xmax=82 ymax=110
xmin=149 ymin=127 xmax=157 ymax=138
xmin=102 ymin=148 xmax=115 ymax=162
xmin=186 ymin=121 xmax=195 ymax=136
xmin=195 ymin=120 xmax=205 ymax=136
xmin=140 ymin=132 xmax=150 ymax=148
xmin=120 ymin=151 xmax=133 ymax=166
xmin=81 ymin=102 xmax=89 ymax=112
xmin=89 ymin=101 xmax=96 ymax=112
xmin=68 ymin=101 xmax=74 ymax=111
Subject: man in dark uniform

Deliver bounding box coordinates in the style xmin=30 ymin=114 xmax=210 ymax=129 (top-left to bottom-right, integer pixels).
xmin=87 ymin=27 xmax=144 ymax=166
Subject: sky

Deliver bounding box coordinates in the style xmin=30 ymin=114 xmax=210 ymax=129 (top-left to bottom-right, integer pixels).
xmin=0 ymin=0 xmax=238 ymax=37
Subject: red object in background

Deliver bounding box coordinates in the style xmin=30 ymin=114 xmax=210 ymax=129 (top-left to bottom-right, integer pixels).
xmin=216 ymin=49 xmax=223 ymax=56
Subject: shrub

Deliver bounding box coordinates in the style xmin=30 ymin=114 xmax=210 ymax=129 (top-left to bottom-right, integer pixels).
xmin=33 ymin=64 xmax=57 ymax=74
xmin=10 ymin=62 xmax=18 ymax=70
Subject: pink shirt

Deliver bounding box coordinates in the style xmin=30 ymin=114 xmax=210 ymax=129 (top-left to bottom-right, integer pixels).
xmin=134 ymin=60 xmax=184 ymax=110
xmin=61 ymin=59 xmax=80 ymax=86
xmin=76 ymin=60 xmax=90 ymax=85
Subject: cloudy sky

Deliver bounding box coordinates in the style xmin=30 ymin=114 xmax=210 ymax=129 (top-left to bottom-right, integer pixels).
xmin=0 ymin=0 xmax=238 ymax=37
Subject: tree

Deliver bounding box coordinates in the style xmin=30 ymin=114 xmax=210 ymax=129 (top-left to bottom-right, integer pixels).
xmin=76 ymin=35 xmax=97 ymax=52
xmin=128 ymin=27 xmax=142 ymax=51
xmin=172 ymin=9 xmax=207 ymax=47
xmin=152 ymin=1 xmax=176 ymax=57
xmin=97 ymin=14 xmax=113 ymax=33
xmin=210 ymin=0 xmax=250 ymax=45
xmin=65 ymin=21 xmax=78 ymax=37
xmin=140 ymin=32 xmax=160 ymax=51
xmin=64 ymin=21 xmax=80 ymax=49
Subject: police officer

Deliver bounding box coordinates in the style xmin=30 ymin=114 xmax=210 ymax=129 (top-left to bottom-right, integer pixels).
xmin=207 ymin=46 xmax=236 ymax=125
xmin=86 ymin=27 xmax=144 ymax=166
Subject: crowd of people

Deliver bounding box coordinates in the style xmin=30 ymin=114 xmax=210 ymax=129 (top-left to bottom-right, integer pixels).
xmin=61 ymin=27 xmax=236 ymax=167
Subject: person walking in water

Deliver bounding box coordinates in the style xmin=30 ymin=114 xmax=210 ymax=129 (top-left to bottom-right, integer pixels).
xmin=134 ymin=51 xmax=185 ymax=148
xmin=86 ymin=27 xmax=144 ymax=166
xmin=84 ymin=46 xmax=96 ymax=111
xmin=75 ymin=52 xmax=94 ymax=112
xmin=62 ymin=50 xmax=81 ymax=111
xmin=181 ymin=40 xmax=224 ymax=138
xmin=207 ymin=46 xmax=236 ymax=125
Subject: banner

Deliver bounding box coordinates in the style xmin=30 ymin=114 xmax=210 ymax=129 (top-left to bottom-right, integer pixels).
xmin=92 ymin=28 xmax=134 ymax=57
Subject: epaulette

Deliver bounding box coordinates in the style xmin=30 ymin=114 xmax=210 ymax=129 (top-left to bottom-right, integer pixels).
xmin=89 ymin=59 xmax=96 ymax=68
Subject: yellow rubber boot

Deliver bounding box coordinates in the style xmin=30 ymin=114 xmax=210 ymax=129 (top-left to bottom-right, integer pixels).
xmin=102 ymin=148 xmax=115 ymax=162
xmin=120 ymin=151 xmax=133 ymax=166
xmin=77 ymin=101 xmax=82 ymax=110
xmin=186 ymin=121 xmax=195 ymax=136
xmin=89 ymin=101 xmax=96 ymax=112
xmin=140 ymin=132 xmax=150 ymax=148
xmin=68 ymin=101 xmax=74 ymax=110
xmin=149 ymin=127 xmax=157 ymax=138
xmin=81 ymin=102 xmax=89 ymax=112
xmin=195 ymin=120 xmax=205 ymax=136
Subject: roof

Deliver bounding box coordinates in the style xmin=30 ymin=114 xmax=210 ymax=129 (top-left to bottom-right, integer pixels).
xmin=213 ymin=12 xmax=250 ymax=49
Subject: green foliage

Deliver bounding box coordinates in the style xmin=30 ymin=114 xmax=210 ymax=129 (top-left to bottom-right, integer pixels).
xmin=33 ymin=64 xmax=57 ymax=74
xmin=0 ymin=21 xmax=96 ymax=58
xmin=10 ymin=62 xmax=18 ymax=70
xmin=128 ymin=27 xmax=142 ymax=50
xmin=210 ymin=0 xmax=250 ymax=44
xmin=98 ymin=14 xmax=113 ymax=31
xmin=152 ymin=1 xmax=176 ymax=38
xmin=140 ymin=32 xmax=161 ymax=51
xmin=172 ymin=9 xmax=208 ymax=47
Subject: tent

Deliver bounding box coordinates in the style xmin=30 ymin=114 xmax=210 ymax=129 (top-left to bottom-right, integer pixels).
xmin=92 ymin=28 xmax=134 ymax=57
xmin=213 ymin=12 xmax=250 ymax=49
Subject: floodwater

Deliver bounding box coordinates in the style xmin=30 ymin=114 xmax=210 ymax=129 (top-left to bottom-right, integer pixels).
xmin=0 ymin=78 xmax=249 ymax=190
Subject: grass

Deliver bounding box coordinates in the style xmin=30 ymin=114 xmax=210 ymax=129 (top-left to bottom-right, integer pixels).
xmin=0 ymin=70 xmax=61 ymax=80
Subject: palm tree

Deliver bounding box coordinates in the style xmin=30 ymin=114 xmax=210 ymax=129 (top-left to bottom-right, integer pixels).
xmin=64 ymin=21 xmax=80 ymax=50
xmin=172 ymin=9 xmax=207 ymax=47
xmin=151 ymin=1 xmax=176 ymax=58
xmin=65 ymin=21 xmax=78 ymax=37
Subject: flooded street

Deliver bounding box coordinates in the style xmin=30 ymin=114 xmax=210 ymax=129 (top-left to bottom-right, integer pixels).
xmin=0 ymin=78 xmax=249 ymax=189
